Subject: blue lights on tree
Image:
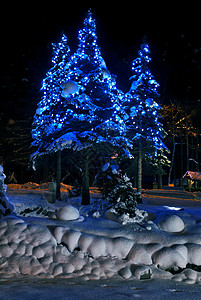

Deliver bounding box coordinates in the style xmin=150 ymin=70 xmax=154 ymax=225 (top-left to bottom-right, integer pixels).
xmin=32 ymin=34 xmax=71 ymax=146
xmin=31 ymin=10 xmax=127 ymax=205
xmin=127 ymin=43 xmax=163 ymax=149
xmin=124 ymin=42 xmax=168 ymax=197
xmin=31 ymin=11 xmax=168 ymax=205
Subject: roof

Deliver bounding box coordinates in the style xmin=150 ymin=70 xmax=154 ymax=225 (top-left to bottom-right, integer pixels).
xmin=182 ymin=171 xmax=201 ymax=181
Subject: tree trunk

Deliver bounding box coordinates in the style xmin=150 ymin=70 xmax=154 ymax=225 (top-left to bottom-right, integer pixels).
xmin=81 ymin=151 xmax=90 ymax=205
xmin=168 ymin=135 xmax=175 ymax=185
xmin=137 ymin=143 xmax=142 ymax=203
xmin=56 ymin=150 xmax=61 ymax=200
xmin=158 ymin=174 xmax=163 ymax=189
xmin=180 ymin=136 xmax=183 ymax=187
xmin=186 ymin=126 xmax=189 ymax=171
xmin=42 ymin=156 xmax=49 ymax=182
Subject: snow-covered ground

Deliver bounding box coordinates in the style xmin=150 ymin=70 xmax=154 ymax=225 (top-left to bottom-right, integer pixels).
xmin=2 ymin=186 xmax=201 ymax=282
xmin=1 ymin=184 xmax=201 ymax=298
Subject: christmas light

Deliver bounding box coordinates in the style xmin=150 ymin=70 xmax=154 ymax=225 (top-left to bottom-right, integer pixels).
xmin=32 ymin=10 xmax=128 ymax=159
xmin=123 ymin=42 xmax=168 ymax=170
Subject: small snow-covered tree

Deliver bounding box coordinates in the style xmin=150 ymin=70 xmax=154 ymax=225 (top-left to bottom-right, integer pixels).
xmin=124 ymin=42 xmax=168 ymax=198
xmin=106 ymin=174 xmax=137 ymax=218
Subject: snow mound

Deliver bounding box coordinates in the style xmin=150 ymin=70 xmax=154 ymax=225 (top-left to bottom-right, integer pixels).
xmin=106 ymin=208 xmax=149 ymax=225
xmin=157 ymin=214 xmax=184 ymax=233
xmin=56 ymin=205 xmax=80 ymax=221
xmin=3 ymin=188 xmax=201 ymax=285
xmin=1 ymin=212 xmax=201 ymax=284
xmin=172 ymin=268 xmax=201 ymax=285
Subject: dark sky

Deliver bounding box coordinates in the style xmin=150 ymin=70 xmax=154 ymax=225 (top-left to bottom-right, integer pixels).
xmin=1 ymin=3 xmax=201 ymax=121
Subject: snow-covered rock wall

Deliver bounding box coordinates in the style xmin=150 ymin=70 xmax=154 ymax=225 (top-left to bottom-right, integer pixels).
xmin=1 ymin=207 xmax=201 ymax=284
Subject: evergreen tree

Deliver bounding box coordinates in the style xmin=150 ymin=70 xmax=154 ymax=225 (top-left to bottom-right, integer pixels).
xmin=32 ymin=34 xmax=71 ymax=148
xmin=32 ymin=11 xmax=128 ymax=205
xmin=124 ymin=42 xmax=168 ymax=197
xmin=106 ymin=174 xmax=137 ymax=218
xmin=31 ymin=34 xmax=71 ymax=199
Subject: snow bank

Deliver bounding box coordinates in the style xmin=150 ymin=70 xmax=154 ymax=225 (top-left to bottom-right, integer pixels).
xmin=1 ymin=207 xmax=201 ymax=285
xmin=2 ymin=187 xmax=201 ymax=285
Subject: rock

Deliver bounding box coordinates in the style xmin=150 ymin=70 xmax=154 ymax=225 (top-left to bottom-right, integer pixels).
xmin=157 ymin=214 xmax=184 ymax=233
xmin=57 ymin=205 xmax=79 ymax=221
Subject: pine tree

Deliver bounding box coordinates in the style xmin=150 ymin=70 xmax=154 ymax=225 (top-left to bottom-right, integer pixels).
xmin=31 ymin=11 xmax=128 ymax=205
xmin=124 ymin=42 xmax=168 ymax=198
xmin=106 ymin=174 xmax=137 ymax=218
xmin=31 ymin=34 xmax=71 ymax=199
xmin=32 ymin=34 xmax=71 ymax=148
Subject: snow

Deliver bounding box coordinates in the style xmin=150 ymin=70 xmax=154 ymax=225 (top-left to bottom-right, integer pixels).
xmin=0 ymin=166 xmax=14 ymax=217
xmin=157 ymin=214 xmax=185 ymax=232
xmin=61 ymin=80 xmax=79 ymax=97
xmin=56 ymin=205 xmax=80 ymax=221
xmin=2 ymin=183 xmax=201 ymax=287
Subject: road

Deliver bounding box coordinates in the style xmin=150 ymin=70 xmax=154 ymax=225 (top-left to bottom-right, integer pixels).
xmin=0 ymin=277 xmax=201 ymax=300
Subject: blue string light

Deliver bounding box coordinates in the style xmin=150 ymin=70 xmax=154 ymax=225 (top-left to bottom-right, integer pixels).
xmin=123 ymin=43 xmax=168 ymax=161
xmin=32 ymin=11 xmax=128 ymax=156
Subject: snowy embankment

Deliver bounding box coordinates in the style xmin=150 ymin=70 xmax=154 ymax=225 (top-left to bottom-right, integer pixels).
xmin=1 ymin=185 xmax=201 ymax=285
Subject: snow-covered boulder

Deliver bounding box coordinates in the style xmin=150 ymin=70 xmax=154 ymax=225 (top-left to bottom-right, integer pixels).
xmin=157 ymin=214 xmax=184 ymax=233
xmin=56 ymin=205 xmax=80 ymax=221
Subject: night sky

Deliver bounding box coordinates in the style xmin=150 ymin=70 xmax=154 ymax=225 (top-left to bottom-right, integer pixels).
xmin=2 ymin=3 xmax=201 ymax=117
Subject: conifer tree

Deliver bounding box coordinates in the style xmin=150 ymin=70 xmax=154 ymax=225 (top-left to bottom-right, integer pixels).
xmin=106 ymin=174 xmax=137 ymax=218
xmin=32 ymin=11 xmax=128 ymax=205
xmin=124 ymin=43 xmax=168 ymax=198
xmin=32 ymin=34 xmax=71 ymax=147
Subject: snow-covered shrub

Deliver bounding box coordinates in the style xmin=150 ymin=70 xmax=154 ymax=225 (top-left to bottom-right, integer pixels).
xmin=106 ymin=174 xmax=137 ymax=219
xmin=0 ymin=165 xmax=14 ymax=217
xmin=94 ymin=162 xmax=120 ymax=198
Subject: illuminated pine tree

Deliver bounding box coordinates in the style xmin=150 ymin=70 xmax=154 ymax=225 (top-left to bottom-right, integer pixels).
xmin=124 ymin=42 xmax=168 ymax=198
xmin=32 ymin=11 xmax=127 ymax=204
xmin=32 ymin=34 xmax=71 ymax=147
